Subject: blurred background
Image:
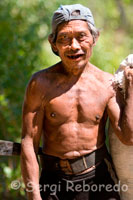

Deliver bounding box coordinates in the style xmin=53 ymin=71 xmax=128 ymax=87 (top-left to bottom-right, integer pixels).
xmin=0 ymin=0 xmax=132 ymax=199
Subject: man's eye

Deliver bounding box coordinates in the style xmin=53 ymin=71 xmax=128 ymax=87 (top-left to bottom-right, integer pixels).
xmin=58 ymin=35 xmax=70 ymax=42
xmin=58 ymin=34 xmax=68 ymax=39
xmin=78 ymin=33 xmax=86 ymax=39
xmin=62 ymin=35 xmax=69 ymax=40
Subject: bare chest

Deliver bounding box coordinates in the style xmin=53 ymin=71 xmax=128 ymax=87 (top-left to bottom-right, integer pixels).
xmin=45 ymin=82 xmax=109 ymax=125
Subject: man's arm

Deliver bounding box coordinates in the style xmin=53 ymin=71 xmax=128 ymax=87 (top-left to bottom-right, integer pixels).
xmin=21 ymin=75 xmax=45 ymax=200
xmin=107 ymin=57 xmax=133 ymax=145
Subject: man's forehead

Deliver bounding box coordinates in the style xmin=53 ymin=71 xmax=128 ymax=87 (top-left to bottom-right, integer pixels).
xmin=57 ymin=20 xmax=89 ymax=33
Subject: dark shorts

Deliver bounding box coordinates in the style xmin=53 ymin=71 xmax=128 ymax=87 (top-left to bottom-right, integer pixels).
xmin=39 ymin=160 xmax=120 ymax=200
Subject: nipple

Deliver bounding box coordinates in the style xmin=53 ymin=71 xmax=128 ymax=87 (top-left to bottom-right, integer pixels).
xmin=95 ymin=115 xmax=100 ymax=121
xmin=51 ymin=112 xmax=56 ymax=118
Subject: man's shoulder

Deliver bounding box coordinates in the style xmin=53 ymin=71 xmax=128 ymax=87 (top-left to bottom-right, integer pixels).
xmin=24 ymin=65 xmax=58 ymax=107
xmin=90 ymin=64 xmax=114 ymax=82
xmin=89 ymin=64 xmax=114 ymax=98
xmin=29 ymin=63 xmax=60 ymax=87
xmin=25 ymin=62 xmax=63 ymax=100
xmin=101 ymin=70 xmax=114 ymax=82
xmin=95 ymin=67 xmax=115 ymax=98
xmin=32 ymin=64 xmax=57 ymax=79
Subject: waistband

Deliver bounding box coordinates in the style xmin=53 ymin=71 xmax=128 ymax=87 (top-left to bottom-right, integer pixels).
xmin=40 ymin=144 xmax=109 ymax=175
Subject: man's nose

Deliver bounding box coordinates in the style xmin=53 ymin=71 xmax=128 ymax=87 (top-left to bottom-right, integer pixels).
xmin=70 ymin=38 xmax=80 ymax=50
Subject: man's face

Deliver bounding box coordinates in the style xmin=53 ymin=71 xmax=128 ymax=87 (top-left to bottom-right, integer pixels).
xmin=53 ymin=20 xmax=95 ymax=74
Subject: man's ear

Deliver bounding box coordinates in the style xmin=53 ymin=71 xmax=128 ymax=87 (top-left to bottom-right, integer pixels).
xmin=93 ymin=31 xmax=100 ymax=46
xmin=48 ymin=35 xmax=58 ymax=54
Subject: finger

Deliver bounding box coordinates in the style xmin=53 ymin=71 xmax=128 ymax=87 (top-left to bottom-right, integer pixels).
xmin=124 ymin=69 xmax=133 ymax=84
xmin=124 ymin=66 xmax=130 ymax=76
xmin=124 ymin=68 xmax=133 ymax=82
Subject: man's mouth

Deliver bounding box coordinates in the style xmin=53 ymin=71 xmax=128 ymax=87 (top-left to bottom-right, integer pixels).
xmin=67 ymin=54 xmax=84 ymax=59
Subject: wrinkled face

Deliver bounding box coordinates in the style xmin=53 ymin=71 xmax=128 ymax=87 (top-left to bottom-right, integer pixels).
xmin=52 ymin=20 xmax=95 ymax=74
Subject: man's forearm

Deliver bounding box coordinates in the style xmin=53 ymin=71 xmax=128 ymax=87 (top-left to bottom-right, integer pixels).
xmin=112 ymin=54 xmax=133 ymax=145
xmin=21 ymin=141 xmax=42 ymax=200
xmin=121 ymin=84 xmax=133 ymax=144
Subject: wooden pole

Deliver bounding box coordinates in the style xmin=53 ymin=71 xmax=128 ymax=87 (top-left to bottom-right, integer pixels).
xmin=0 ymin=140 xmax=43 ymax=156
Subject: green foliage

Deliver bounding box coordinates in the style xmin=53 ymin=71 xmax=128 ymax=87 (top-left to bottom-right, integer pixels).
xmin=0 ymin=0 xmax=132 ymax=199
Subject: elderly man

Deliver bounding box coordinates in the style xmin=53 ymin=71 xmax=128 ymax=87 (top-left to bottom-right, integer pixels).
xmin=21 ymin=4 xmax=133 ymax=200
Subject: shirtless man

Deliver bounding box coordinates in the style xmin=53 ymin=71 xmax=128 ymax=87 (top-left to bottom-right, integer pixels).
xmin=21 ymin=4 xmax=133 ymax=200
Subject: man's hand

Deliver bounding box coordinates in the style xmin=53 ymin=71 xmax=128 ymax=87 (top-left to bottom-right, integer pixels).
xmin=125 ymin=66 xmax=133 ymax=86
xmin=113 ymin=54 xmax=133 ymax=94
xmin=108 ymin=54 xmax=133 ymax=145
xmin=124 ymin=54 xmax=133 ymax=88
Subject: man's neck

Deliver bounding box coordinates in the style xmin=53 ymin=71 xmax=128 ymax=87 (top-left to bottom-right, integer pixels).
xmin=60 ymin=62 xmax=90 ymax=77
